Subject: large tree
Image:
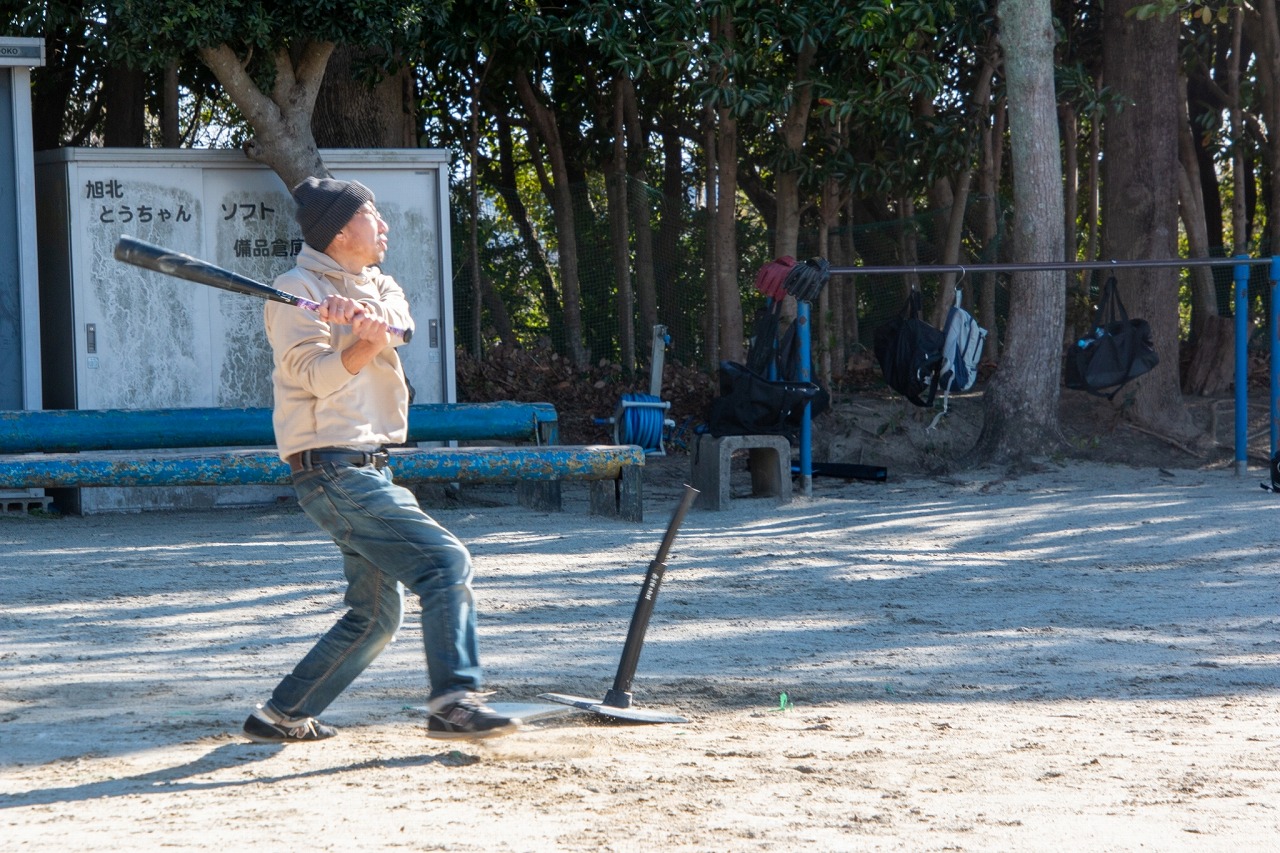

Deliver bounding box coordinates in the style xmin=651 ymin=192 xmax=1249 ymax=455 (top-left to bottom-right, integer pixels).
xmin=974 ymin=0 xmax=1068 ymax=463
xmin=1102 ymin=0 xmax=1201 ymax=444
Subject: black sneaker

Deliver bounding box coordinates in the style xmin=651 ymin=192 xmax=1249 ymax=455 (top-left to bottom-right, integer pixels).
xmin=427 ymin=694 xmax=521 ymax=740
xmin=243 ymin=708 xmax=338 ymax=743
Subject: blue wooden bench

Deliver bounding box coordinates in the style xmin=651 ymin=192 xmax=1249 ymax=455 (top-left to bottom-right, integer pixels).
xmin=0 ymin=403 xmax=644 ymax=521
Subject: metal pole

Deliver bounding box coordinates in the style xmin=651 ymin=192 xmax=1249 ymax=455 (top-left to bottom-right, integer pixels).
xmin=829 ymin=256 xmax=1276 ymax=278
xmin=648 ymin=325 xmax=668 ymax=399
xmin=797 ymin=300 xmax=813 ymax=496
xmin=1271 ymin=258 xmax=1280 ymax=471
xmin=1235 ymin=257 xmax=1250 ymax=476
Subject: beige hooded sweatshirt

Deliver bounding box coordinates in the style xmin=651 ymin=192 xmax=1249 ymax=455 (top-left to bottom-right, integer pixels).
xmin=264 ymin=244 xmax=415 ymax=460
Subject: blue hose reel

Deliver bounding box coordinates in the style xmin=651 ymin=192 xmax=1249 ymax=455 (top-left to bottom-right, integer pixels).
xmin=598 ymin=326 xmax=675 ymax=456
xmin=612 ymin=392 xmax=672 ymax=455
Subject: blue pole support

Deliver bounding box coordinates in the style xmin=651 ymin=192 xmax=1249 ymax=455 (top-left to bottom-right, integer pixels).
xmin=797 ymin=300 xmax=813 ymax=496
xmin=1234 ymin=256 xmax=1250 ymax=475
xmin=1272 ymin=257 xmax=1280 ymax=464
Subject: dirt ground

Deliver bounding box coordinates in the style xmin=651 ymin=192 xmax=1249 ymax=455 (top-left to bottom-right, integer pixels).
xmin=2 ymin=392 xmax=1279 ymax=851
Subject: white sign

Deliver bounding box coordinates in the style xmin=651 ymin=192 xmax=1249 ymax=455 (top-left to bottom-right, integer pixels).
xmin=37 ymin=148 xmax=455 ymax=412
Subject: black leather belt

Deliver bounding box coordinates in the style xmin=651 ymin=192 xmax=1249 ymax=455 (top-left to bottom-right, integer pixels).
xmin=287 ymin=447 xmax=389 ymax=475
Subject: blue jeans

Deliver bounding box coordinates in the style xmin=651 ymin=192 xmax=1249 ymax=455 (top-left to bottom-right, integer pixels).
xmin=267 ymin=461 xmax=482 ymax=719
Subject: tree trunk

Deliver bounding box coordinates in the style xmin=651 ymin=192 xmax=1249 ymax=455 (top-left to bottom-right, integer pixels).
xmin=1177 ymin=73 xmax=1222 ymax=346
xmin=514 ymin=72 xmax=588 ymax=367
xmin=1247 ymin=2 xmax=1280 ymax=256
xmin=974 ymin=0 xmax=1066 ymax=464
xmin=476 ymin=268 xmax=515 ymax=346
xmin=100 ymin=10 xmax=145 ymax=147
xmin=922 ymin=96 xmax=955 ymax=260
xmin=1101 ymin=0 xmax=1199 ymax=443
xmin=494 ymin=118 xmax=563 ymax=342
xmin=607 ymin=82 xmax=635 ymax=372
xmin=1183 ymin=315 xmax=1237 ymax=396
xmin=714 ymin=103 xmax=743 ymax=364
xmin=773 ymin=42 xmax=817 ymax=259
xmin=161 ymin=63 xmax=180 ymax=147
xmin=467 ymin=72 xmax=483 ymax=358
xmin=930 ymin=47 xmax=997 ymax=330
xmin=102 ymin=62 xmax=145 ymax=147
xmin=817 ymin=111 xmax=849 ymax=390
xmin=898 ymin=196 xmax=920 ymax=300
xmin=843 ymin=195 xmax=861 ymax=350
xmin=621 ymin=78 xmax=658 ymax=339
xmin=1059 ymin=100 xmax=1088 ymax=348
xmin=657 ymin=113 xmax=686 ymax=349
xmin=1186 ymin=67 xmax=1226 ymax=249
xmin=29 ymin=22 xmax=81 ymax=150
xmin=711 ymin=13 xmax=743 ymax=365
xmin=1061 ymin=102 xmax=1078 ymax=268
xmin=978 ymin=95 xmax=1005 ymax=362
xmin=816 ymin=177 xmax=832 ymax=387
xmin=703 ymin=103 xmax=721 ymax=370
xmin=1228 ymin=9 xmax=1247 ymax=256
xmin=1085 ymin=87 xmax=1102 ymax=266
xmin=313 ymin=45 xmax=416 ymax=148
xmin=929 ymin=168 xmax=975 ymax=330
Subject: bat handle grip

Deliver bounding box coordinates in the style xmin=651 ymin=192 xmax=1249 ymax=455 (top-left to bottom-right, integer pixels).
xmin=293 ymin=297 xmax=413 ymax=343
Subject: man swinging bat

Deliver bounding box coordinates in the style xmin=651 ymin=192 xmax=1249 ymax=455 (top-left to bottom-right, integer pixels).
xmin=240 ymin=176 xmax=520 ymax=743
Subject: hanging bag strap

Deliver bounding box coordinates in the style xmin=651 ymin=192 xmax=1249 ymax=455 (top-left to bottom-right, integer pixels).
xmin=1089 ymin=274 xmax=1144 ymax=401
xmin=1097 ymin=274 xmax=1129 ymax=328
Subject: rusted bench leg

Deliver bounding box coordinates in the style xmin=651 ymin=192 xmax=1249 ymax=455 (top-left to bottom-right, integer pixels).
xmin=516 ymin=479 xmax=561 ymax=512
xmin=589 ymin=466 xmax=644 ymax=522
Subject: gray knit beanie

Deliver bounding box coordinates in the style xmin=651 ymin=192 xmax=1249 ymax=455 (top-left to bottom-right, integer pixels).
xmin=291 ymin=176 xmax=375 ymax=251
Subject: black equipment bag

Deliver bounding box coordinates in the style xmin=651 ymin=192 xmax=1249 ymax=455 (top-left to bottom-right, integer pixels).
xmin=873 ymin=290 xmax=946 ymax=407
xmin=1064 ymin=275 xmax=1159 ymax=399
xmin=772 ymin=316 xmax=830 ymax=419
xmin=707 ymin=361 xmax=822 ymax=439
xmin=745 ymin=301 xmax=784 ymax=377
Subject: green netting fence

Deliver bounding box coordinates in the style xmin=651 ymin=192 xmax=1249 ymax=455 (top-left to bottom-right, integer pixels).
xmin=451 ymin=176 xmax=1253 ymax=382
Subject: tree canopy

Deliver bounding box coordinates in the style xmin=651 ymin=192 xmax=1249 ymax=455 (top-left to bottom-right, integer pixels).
xmin=9 ymin=0 xmax=1277 ymax=460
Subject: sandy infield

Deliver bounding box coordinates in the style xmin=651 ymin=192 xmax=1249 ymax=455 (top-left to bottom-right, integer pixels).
xmin=2 ymin=456 xmax=1278 ymax=851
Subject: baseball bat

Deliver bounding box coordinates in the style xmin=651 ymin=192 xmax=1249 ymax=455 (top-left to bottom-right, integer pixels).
xmin=113 ymin=235 xmax=412 ymax=343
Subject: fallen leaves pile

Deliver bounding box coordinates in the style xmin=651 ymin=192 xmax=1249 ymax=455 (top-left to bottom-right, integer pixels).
xmin=455 ymin=342 xmax=719 ymax=448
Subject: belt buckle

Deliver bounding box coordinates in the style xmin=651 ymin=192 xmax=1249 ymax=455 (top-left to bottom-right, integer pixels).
xmin=371 ymin=449 xmax=389 ymax=469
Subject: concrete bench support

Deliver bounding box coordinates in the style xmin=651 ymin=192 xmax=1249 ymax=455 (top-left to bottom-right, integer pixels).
xmin=689 ymin=433 xmax=791 ymax=511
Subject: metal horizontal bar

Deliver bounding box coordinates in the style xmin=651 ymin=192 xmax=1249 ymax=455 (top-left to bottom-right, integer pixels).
xmin=829 ymin=255 xmax=1276 ymax=278
xmin=0 ymin=445 xmax=642 ymax=489
xmin=0 ymin=402 xmax=559 ymax=454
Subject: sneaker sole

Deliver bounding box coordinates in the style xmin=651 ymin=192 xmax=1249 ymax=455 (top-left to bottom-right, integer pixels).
xmin=426 ymin=722 xmax=521 ymax=741
xmin=242 ymin=730 xmax=338 ymax=744
xmin=243 ymin=731 xmax=290 ymax=744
